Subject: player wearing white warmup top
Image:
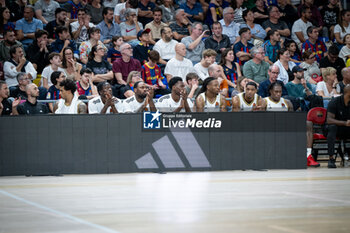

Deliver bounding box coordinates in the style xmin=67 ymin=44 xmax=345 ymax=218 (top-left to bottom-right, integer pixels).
xmin=263 ymin=82 xmax=293 ymax=111
xmin=232 ymin=82 xmax=263 ymax=111
xmin=123 ymin=81 xmax=156 ymax=113
xmin=195 ymin=77 xmax=226 ymax=112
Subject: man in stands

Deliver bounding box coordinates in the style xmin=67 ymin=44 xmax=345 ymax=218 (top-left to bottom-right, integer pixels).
xmin=26 ymin=30 xmax=50 ymax=74
xmin=243 ymin=46 xmax=270 ymax=84
xmin=196 ymin=77 xmax=227 ymax=112
xmin=169 ymin=9 xmax=191 ymax=41
xmin=9 ymin=72 xmax=31 ymax=100
xmin=114 ymin=0 xmax=139 ymax=24
xmin=219 ymin=7 xmax=240 ymax=45
xmin=233 ymin=28 xmax=253 ymax=67
xmin=258 ymin=65 xmax=288 ymax=98
xmin=88 ymin=82 xmax=124 ymax=114
xmin=208 ymin=64 xmax=229 ymax=97
xmin=156 ymin=76 xmax=193 ymax=112
xmin=145 ymin=7 xmax=167 ymax=43
xmin=123 ymin=81 xmax=156 ymax=113
xmin=0 ymin=80 xmax=16 ymax=116
xmin=204 ymin=22 xmax=231 ymax=62
xmin=51 ymin=26 xmax=79 ymax=59
xmin=71 ymin=8 xmax=95 ymax=46
xmin=153 ymin=26 xmax=178 ymax=66
xmin=301 ymin=26 xmax=327 ymax=63
xmin=14 ymin=83 xmax=49 ymax=115
xmin=97 ymin=7 xmax=121 ymax=47
xmin=232 ymin=82 xmax=264 ymax=111
xmin=263 ymin=82 xmax=293 ymax=111
xmin=291 ymin=7 xmax=313 ymax=45
xmin=323 ymin=84 xmax=350 ymax=168
xmin=0 ymin=30 xmax=23 ymax=63
xmin=181 ymin=22 xmax=207 ymax=65
xmin=44 ymin=8 xmax=70 ymax=41
xmin=180 ymin=0 xmax=204 ymax=23
xmin=262 ymin=6 xmax=290 ymax=38
xmin=320 ymin=45 xmax=345 ymax=81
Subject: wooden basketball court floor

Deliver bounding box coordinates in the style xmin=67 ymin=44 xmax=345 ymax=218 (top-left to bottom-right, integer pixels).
xmin=1 ymin=168 xmax=350 ymax=233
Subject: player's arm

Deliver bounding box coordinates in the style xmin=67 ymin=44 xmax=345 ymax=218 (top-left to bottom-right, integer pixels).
xmin=220 ymin=95 xmax=227 ymax=112
xmin=285 ymin=99 xmax=293 ymax=112
xmin=231 ymin=96 xmax=240 ymax=112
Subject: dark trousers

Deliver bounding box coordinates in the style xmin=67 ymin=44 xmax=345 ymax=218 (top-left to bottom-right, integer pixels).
xmin=324 ymin=125 xmax=350 ymax=156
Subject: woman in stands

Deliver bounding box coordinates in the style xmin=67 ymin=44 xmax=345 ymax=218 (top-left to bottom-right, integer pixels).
xmin=86 ymin=44 xmax=114 ymax=83
xmin=274 ymin=48 xmax=296 ymax=84
xmin=0 ymin=7 xmax=15 ymax=39
xmin=79 ymin=27 xmax=107 ymax=65
xmin=252 ymin=0 xmax=268 ymax=26
xmin=158 ymin=0 xmax=176 ymax=24
xmin=219 ymin=48 xmax=241 ymax=97
xmin=240 ymin=9 xmax=266 ymax=46
xmin=285 ymin=40 xmax=301 ymax=65
xmin=205 ymin=0 xmax=224 ymax=27
xmin=300 ymin=49 xmax=321 ymax=88
xmin=316 ymin=67 xmax=339 ymax=98
xmin=195 ymin=77 xmax=227 ymax=112
xmin=231 ymin=0 xmax=246 ymax=24
xmin=62 ymin=47 xmax=83 ymax=82
xmin=334 ymin=9 xmax=350 ymax=47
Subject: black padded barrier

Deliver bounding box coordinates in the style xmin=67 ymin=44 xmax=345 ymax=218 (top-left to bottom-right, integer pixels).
xmin=0 ymin=112 xmax=306 ymax=176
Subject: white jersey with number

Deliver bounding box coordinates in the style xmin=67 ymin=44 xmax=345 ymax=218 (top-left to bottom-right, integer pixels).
xmin=155 ymin=94 xmax=193 ymax=112
xmin=264 ymin=97 xmax=289 ymax=111
xmin=237 ymin=93 xmax=258 ymax=111
xmin=198 ymin=92 xmax=221 ymax=112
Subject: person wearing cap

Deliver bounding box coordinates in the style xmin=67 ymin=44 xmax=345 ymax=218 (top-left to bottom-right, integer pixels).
xmin=133 ymin=28 xmax=154 ymax=65
xmin=285 ymin=65 xmax=313 ymax=100
xmin=119 ymin=8 xmax=143 ymax=47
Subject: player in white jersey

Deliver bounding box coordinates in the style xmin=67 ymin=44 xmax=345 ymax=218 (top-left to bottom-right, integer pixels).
xmin=123 ymin=81 xmax=156 ymax=113
xmin=88 ymin=82 xmax=123 ymax=114
xmin=263 ymin=82 xmax=293 ymax=111
xmin=232 ymin=81 xmax=263 ymax=111
xmin=195 ymin=77 xmax=227 ymax=112
xmin=156 ymin=77 xmax=193 ymax=112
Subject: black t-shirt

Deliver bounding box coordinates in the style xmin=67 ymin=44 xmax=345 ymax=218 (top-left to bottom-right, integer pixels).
xmin=321 ymin=6 xmax=340 ymax=27
xmin=10 ymin=86 xmax=28 ymax=100
xmin=86 ymin=59 xmax=112 ymax=75
xmin=17 ymin=100 xmax=49 ymax=115
xmin=133 ymin=44 xmax=153 ymax=65
xmin=1 ymin=98 xmax=12 ymax=116
xmin=319 ymin=56 xmax=345 ymax=82
xmin=327 ymin=95 xmax=350 ymax=121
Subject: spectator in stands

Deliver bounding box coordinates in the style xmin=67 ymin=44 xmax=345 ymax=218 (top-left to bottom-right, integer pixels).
xmin=205 ymin=0 xmax=223 ymax=27
xmin=321 ymin=0 xmax=341 ymax=41
xmin=4 ymin=45 xmax=36 ymax=89
xmin=240 ymin=9 xmax=266 ymax=46
xmin=181 ymin=22 xmax=207 ymax=65
xmin=262 ymin=5 xmax=290 ymax=38
xmin=41 ymin=52 xmax=65 ymax=90
xmin=153 ymin=26 xmax=178 ymax=66
xmin=86 ymin=44 xmax=113 ymax=83
xmin=301 ymin=26 xmax=327 ymax=63
xmin=113 ymin=43 xmax=142 ymax=86
xmin=0 ymin=30 xmax=23 ymax=63
xmin=123 ymin=71 xmax=143 ymax=97
xmin=113 ymin=0 xmax=138 ymax=24
xmin=300 ymin=49 xmax=321 ymax=86
xmin=85 ymin=0 xmax=104 ymax=25
xmin=71 ymin=8 xmax=95 ymax=46
xmin=277 ymin=0 xmax=298 ymax=30
xmin=159 ymin=0 xmax=176 ymax=24
xmin=51 ymin=26 xmax=79 ymax=59
xmin=15 ymin=5 xmax=44 ymax=49
xmin=156 ymin=76 xmax=193 ymax=112
xmin=54 ymin=79 xmax=87 ymax=114
xmin=46 ymin=70 xmax=66 ymax=112
xmin=141 ymin=50 xmax=170 ymax=97
xmin=145 ymin=7 xmax=167 ymax=44
xmin=233 ymin=27 xmax=253 ymax=67
xmin=0 ymin=7 xmax=15 ymax=38
xmin=164 ymin=43 xmax=194 ymax=82
xmin=219 ymin=7 xmax=240 ymax=45
xmin=285 ymin=66 xmax=313 ymax=99
xmin=6 ymin=0 xmax=25 ymax=23
xmin=334 ymin=10 xmax=350 ymax=46
xmin=133 ymin=29 xmax=154 ymax=65
xmin=79 ymin=27 xmax=107 ymax=65
xmin=96 ymin=7 xmax=121 ymax=47
xmin=297 ymin=0 xmax=323 ymax=31
xmin=286 ymin=40 xmax=301 ymax=65
xmin=232 ymin=81 xmax=263 ymax=111
xmin=14 ymin=83 xmax=49 ymax=115
xmin=63 ymin=0 xmax=87 ymax=20
xmin=0 ymin=80 xmax=14 ymax=116
xmin=185 ymin=72 xmax=201 ymax=99
xmin=339 ymin=34 xmax=350 ymax=64
xmin=324 ymin=84 xmax=350 ymax=168
xmin=204 ymin=22 xmax=231 ymax=63
xmin=180 ymin=0 xmax=204 ymax=23
xmin=208 ymin=63 xmax=229 ymax=97
xmin=169 ymin=9 xmax=191 ymax=41
xmin=26 ymin=30 xmax=50 ymax=74
xmin=291 ymin=7 xmax=313 ymax=45
xmin=320 ymin=45 xmax=345 ymax=81
xmin=9 ymin=72 xmax=31 ymax=100
xmin=231 ymin=0 xmax=246 ymax=24
xmin=119 ymin=8 xmax=143 ymax=47
xmin=44 ymin=8 xmax=70 ymax=41
xmin=88 ymin=81 xmax=123 ymax=114
xmin=252 ymin=0 xmax=268 ymax=26
xmin=76 ymin=68 xmax=98 ymax=99
xmin=336 ymin=67 xmax=350 ymax=94
xmin=235 ymin=75 xmax=257 ymax=94
xmin=263 ymin=29 xmax=281 ymax=65
xmin=316 ymin=67 xmax=339 ymax=98
xmin=263 ymin=81 xmax=293 ymax=111
xmin=274 ymin=48 xmax=296 ymax=84
xmin=62 ymin=47 xmax=83 ymax=81
xmin=258 ymin=65 xmax=288 ymax=98
xmin=103 ymin=0 xmax=118 ymax=8
xmin=138 ymin=0 xmax=156 ymax=27
xmin=196 ymin=77 xmax=227 ymax=112
xmin=107 ymin=36 xmax=123 ymax=65
xmin=194 ymin=49 xmax=217 ymax=82
xmin=219 ymin=48 xmax=241 ymax=95
xmin=123 ymin=81 xmax=157 ymax=113
xmin=242 ymin=46 xmax=269 ymax=84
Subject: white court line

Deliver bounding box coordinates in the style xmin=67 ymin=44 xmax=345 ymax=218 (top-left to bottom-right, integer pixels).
xmin=0 ymin=189 xmax=121 ymax=233
xmin=283 ymin=191 xmax=350 ymax=204
xmin=268 ymin=225 xmax=305 ymax=233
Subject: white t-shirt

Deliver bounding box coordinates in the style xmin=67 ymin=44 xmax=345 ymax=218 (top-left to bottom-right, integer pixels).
xmin=334 ymin=24 xmax=350 ymax=41
xmin=153 ymin=39 xmax=178 ymax=60
xmin=88 ymin=95 xmax=124 ymax=114
xmin=114 ymin=3 xmax=137 ymax=23
xmin=316 ymin=81 xmax=335 ymax=97
xmin=339 ymin=45 xmax=350 ymax=63
xmin=120 ymin=22 xmax=143 ymax=37
xmin=193 ymin=63 xmax=209 ymax=81
xmin=164 ymin=57 xmax=194 ymax=82
xmin=41 ymin=66 xmax=65 ymax=87
xmin=122 ymin=95 xmax=150 ymax=113
xmin=155 ymin=94 xmax=194 ymax=112
xmin=291 ymin=19 xmax=313 ymax=44
xmin=70 ymin=21 xmax=95 ymax=44
xmin=103 ymin=0 xmax=119 ymax=8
